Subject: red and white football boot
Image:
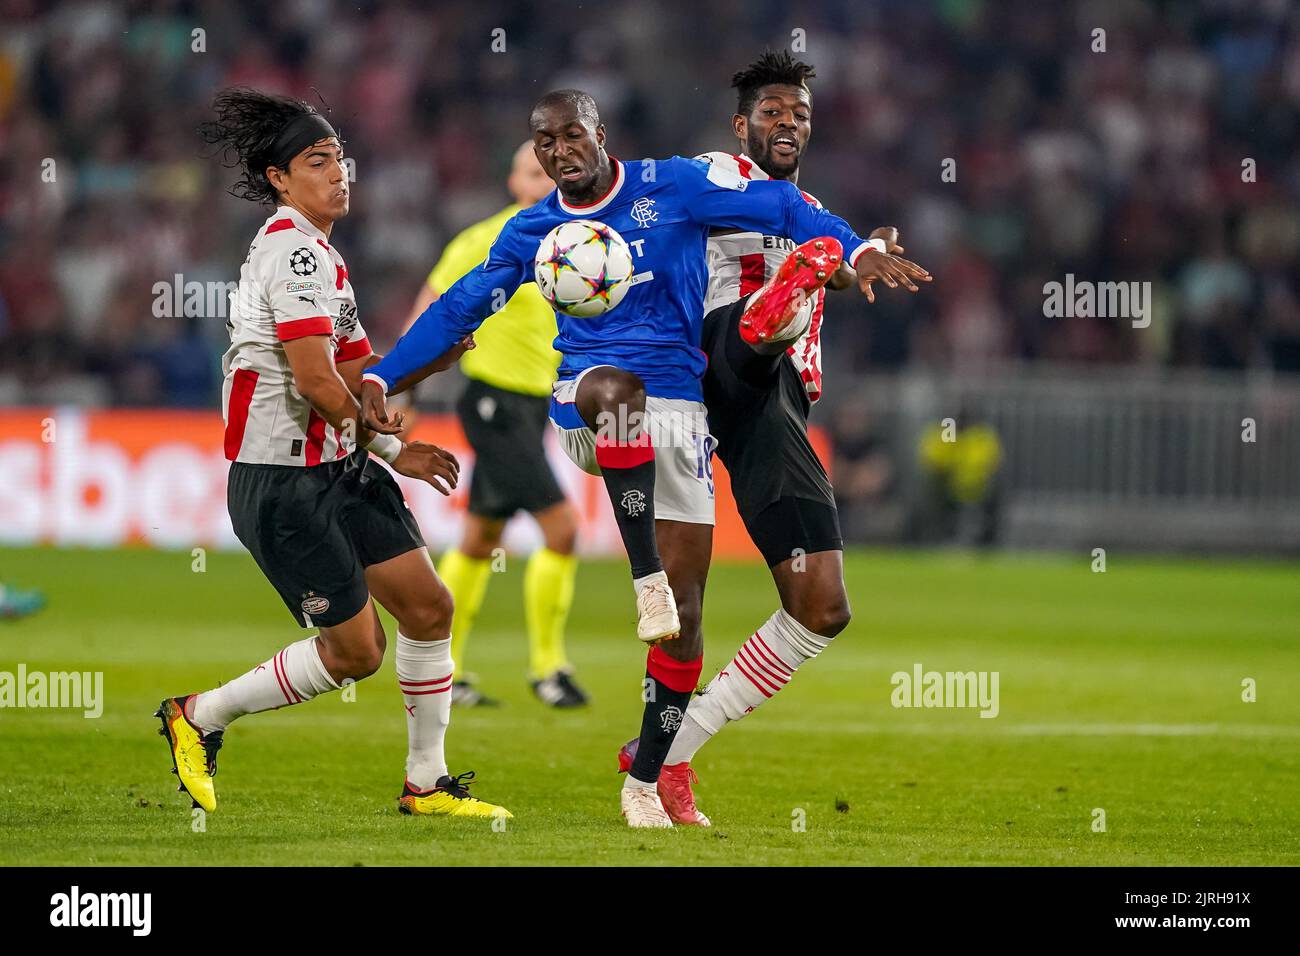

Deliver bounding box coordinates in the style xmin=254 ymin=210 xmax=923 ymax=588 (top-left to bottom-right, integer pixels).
xmin=739 ymin=236 xmax=843 ymax=345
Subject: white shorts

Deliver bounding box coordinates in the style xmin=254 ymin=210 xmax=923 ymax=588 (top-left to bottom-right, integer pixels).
xmin=549 ymin=366 xmax=716 ymax=526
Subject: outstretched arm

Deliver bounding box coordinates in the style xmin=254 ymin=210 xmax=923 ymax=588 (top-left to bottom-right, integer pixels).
xmin=672 ymin=157 xmax=930 ymax=299
xmin=364 ymin=254 xmax=528 ymax=394
xmin=360 ymin=220 xmax=532 ymax=432
xmin=674 ymin=156 xmax=869 ymax=257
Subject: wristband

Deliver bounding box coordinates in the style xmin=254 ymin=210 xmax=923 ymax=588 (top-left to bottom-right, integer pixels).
xmin=848 ymin=238 xmax=889 ymax=267
xmin=366 ymin=432 xmax=402 ymax=464
xmin=362 ymin=371 xmax=390 ymax=392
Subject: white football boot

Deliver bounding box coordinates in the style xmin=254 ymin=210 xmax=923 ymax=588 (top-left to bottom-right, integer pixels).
xmin=636 ymin=577 xmax=681 ymax=644
xmin=621 ymin=785 xmax=674 ymax=828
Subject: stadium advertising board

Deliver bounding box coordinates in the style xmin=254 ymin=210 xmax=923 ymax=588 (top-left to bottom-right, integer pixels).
xmin=0 ymin=408 xmax=828 ymax=559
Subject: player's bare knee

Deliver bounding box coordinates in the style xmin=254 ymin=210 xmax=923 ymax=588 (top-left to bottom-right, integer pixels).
xmin=579 ymin=368 xmax=646 ymax=431
xmin=461 ymin=518 xmax=505 ymax=558
xmin=408 ymin=595 xmax=453 ymax=641
xmin=548 ymin=514 xmax=580 ymax=556
xmin=790 ymin=595 xmax=851 ymax=639
xmin=434 ymin=578 xmax=454 ymax=627
xmin=329 ymin=635 xmax=385 ymax=681
xmin=545 ymin=525 xmax=578 ymax=555
xmin=819 ymin=598 xmax=852 ymax=638
xmin=459 ymin=533 xmax=499 ymax=560
xmin=352 ymin=642 xmax=386 ymax=679
xmin=594 ymin=367 xmax=646 ymax=406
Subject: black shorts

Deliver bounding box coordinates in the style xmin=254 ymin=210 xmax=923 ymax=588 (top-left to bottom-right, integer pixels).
xmin=701 ymin=299 xmax=843 ymax=566
xmin=457 ymin=377 xmax=566 ymax=519
xmin=227 ymin=448 xmax=426 ymax=628
xmin=743 ymin=495 xmax=844 ymax=568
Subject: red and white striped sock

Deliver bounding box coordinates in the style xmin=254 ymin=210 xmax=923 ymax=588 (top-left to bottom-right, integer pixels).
xmin=191 ymin=635 xmax=339 ymax=732
xmin=396 ymin=633 xmax=453 ymax=790
xmin=666 ymin=609 xmax=831 ymax=763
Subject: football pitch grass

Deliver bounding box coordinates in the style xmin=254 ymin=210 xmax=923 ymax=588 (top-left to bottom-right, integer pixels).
xmin=1 ymin=545 xmax=1296 ymax=866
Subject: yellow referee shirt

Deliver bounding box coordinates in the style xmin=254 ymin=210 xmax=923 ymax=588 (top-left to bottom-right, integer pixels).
xmin=428 ymin=204 xmax=560 ymax=397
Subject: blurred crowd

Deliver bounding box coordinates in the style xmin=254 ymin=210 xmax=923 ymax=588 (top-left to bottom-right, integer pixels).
xmin=1 ymin=0 xmax=1298 ymax=414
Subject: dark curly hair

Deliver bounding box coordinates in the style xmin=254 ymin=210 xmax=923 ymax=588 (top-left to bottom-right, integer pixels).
xmin=198 ymin=87 xmax=320 ymax=205
xmin=732 ymin=50 xmax=816 ymax=116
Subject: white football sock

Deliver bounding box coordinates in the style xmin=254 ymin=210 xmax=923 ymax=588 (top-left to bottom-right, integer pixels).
xmin=666 ymin=609 xmax=831 ymax=764
xmin=768 ymin=292 xmax=816 ymax=343
xmin=663 ymin=713 xmax=712 ymax=765
xmin=396 ymin=633 xmax=453 ymax=790
xmin=191 ymin=635 xmax=339 ymax=733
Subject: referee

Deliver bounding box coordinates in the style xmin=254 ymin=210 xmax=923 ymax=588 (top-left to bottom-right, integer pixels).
xmin=406 ymin=141 xmax=585 ymax=708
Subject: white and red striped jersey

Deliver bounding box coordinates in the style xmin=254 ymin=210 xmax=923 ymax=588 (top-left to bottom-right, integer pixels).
xmin=221 ymin=205 xmax=372 ymax=465
xmin=696 ymin=151 xmax=828 ymax=402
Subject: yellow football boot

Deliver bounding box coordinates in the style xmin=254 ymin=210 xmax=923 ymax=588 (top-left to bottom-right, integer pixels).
xmin=397 ymin=771 xmax=513 ymax=819
xmin=155 ymin=695 xmax=221 ymax=812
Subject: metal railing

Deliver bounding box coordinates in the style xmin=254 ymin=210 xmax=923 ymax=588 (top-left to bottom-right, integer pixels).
xmin=827 ymin=364 xmax=1300 ymax=553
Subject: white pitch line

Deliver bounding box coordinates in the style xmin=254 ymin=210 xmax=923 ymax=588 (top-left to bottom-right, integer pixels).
xmin=744 ymin=721 xmax=1300 ymax=738
xmin=146 ymin=713 xmax=1300 ymax=740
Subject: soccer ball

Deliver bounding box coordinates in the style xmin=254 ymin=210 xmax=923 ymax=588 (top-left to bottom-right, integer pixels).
xmin=534 ymin=219 xmax=635 ymax=318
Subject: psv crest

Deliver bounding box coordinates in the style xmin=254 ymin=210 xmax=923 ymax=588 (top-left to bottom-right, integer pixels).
xmin=301 ymin=591 xmax=330 ymax=615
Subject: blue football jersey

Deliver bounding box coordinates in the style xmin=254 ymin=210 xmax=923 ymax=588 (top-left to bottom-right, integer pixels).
xmin=368 ymin=156 xmax=871 ymax=402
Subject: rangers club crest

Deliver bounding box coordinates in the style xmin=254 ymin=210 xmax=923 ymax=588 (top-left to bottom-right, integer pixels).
xmin=630 ymin=197 xmax=658 ymax=228
xmin=659 ymin=704 xmax=684 ymax=733
xmin=288 ymin=247 xmax=318 ymax=276
xmin=621 ymin=489 xmax=647 ymax=517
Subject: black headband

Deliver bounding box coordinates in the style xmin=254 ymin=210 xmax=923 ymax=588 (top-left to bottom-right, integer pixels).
xmin=268 ymin=112 xmax=338 ymax=170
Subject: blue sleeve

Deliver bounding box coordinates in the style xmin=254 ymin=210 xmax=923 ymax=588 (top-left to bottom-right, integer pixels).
xmin=669 ymin=156 xmax=869 ymax=264
xmin=368 ymin=218 xmax=533 ymax=390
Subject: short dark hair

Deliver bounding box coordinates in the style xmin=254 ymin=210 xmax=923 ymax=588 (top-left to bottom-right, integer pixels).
xmin=529 ymin=89 xmax=600 ymax=131
xmin=732 ymin=50 xmax=816 ymax=116
xmin=198 ymin=87 xmax=320 ymax=205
